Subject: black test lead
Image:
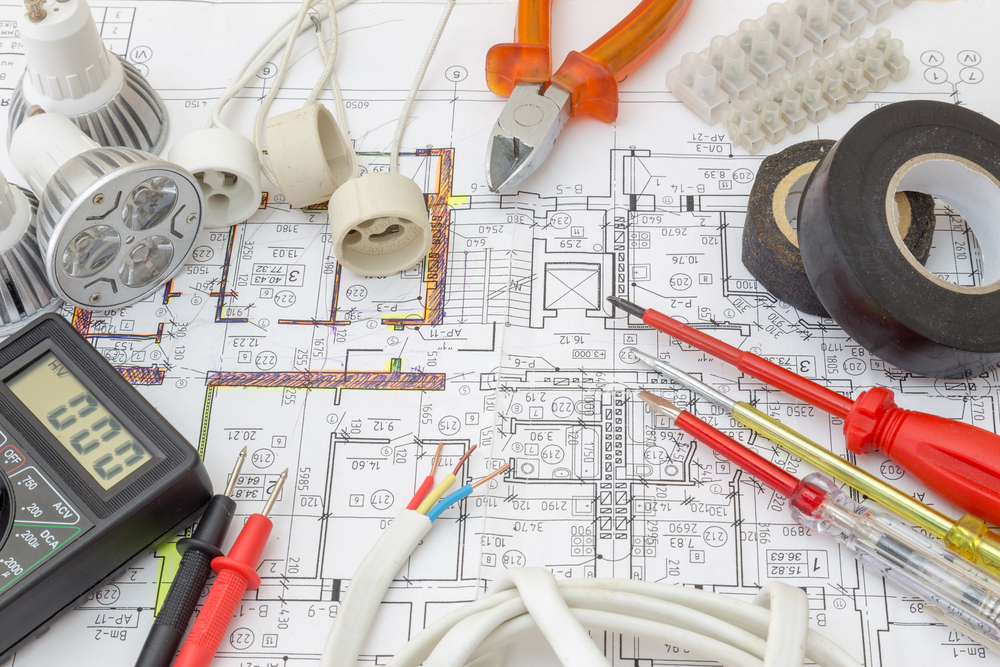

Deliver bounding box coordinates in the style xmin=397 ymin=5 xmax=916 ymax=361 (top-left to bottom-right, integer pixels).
xmin=133 ymin=447 xmax=247 ymax=667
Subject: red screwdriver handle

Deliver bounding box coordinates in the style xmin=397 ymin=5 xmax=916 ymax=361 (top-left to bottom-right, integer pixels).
xmin=845 ymin=387 xmax=1000 ymax=526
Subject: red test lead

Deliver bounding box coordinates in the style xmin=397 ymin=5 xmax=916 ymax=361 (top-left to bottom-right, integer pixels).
xmin=174 ymin=469 xmax=288 ymax=667
xmin=609 ymin=296 xmax=1000 ymax=527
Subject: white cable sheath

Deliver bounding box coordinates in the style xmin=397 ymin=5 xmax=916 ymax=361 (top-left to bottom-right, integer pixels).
xmin=463 ymin=652 xmax=505 ymax=667
xmin=385 ymin=590 xmax=521 ymax=667
xmin=564 ymin=578 xmax=857 ymax=667
xmin=373 ymin=572 xmax=862 ymax=667
xmin=321 ymin=510 xmax=432 ymax=667
xmin=560 ymin=589 xmax=769 ymax=658
xmin=491 ymin=568 xmax=609 ymax=667
xmin=422 ymin=597 xmax=528 ymax=667
xmin=754 ymin=582 xmax=809 ymax=667
xmin=468 ymin=608 xmax=766 ymax=667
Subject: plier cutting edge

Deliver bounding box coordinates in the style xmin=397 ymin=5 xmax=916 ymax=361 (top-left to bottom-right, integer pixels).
xmin=485 ymin=0 xmax=692 ymax=192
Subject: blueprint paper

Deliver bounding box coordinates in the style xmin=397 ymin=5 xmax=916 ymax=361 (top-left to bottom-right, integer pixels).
xmin=2 ymin=0 xmax=1000 ymax=665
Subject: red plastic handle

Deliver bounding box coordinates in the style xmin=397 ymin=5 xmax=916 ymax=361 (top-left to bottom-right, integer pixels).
xmin=551 ymin=0 xmax=692 ymax=122
xmin=486 ymin=0 xmax=552 ymax=97
xmin=845 ymin=387 xmax=1000 ymax=526
xmin=173 ymin=569 xmax=250 ymax=667
xmin=173 ymin=514 xmax=273 ymax=667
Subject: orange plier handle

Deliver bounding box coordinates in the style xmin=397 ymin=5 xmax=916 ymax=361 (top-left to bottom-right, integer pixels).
xmin=486 ymin=0 xmax=692 ymax=122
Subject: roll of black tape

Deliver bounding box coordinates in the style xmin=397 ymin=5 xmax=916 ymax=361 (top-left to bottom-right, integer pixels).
xmin=742 ymin=140 xmax=935 ymax=318
xmin=799 ymin=100 xmax=1000 ymax=378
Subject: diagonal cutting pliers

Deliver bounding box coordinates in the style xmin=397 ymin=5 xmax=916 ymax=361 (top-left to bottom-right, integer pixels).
xmin=485 ymin=0 xmax=692 ymax=193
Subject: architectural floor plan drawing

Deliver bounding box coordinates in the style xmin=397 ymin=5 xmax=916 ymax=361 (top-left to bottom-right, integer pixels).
xmin=3 ymin=0 xmax=1000 ymax=665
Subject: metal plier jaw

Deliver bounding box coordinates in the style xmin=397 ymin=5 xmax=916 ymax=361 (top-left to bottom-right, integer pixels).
xmin=486 ymin=82 xmax=571 ymax=193
xmin=484 ymin=0 xmax=692 ymax=192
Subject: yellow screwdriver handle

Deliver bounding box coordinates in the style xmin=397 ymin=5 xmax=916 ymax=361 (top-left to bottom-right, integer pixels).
xmin=732 ymin=401 xmax=1000 ymax=578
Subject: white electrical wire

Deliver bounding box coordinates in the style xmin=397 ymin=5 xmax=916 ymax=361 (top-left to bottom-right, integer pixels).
xmin=321 ymin=510 xmax=433 ymax=667
xmin=323 ymin=558 xmax=860 ymax=667
xmin=205 ymin=0 xmax=353 ymax=185
xmin=207 ymin=0 xmax=351 ymax=131
xmin=389 ymin=0 xmax=457 ymax=173
xmin=384 ymin=571 xmax=860 ymax=667
xmin=209 ymin=0 xmax=456 ymax=188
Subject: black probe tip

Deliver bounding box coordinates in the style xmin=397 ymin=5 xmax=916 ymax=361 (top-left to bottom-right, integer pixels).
xmin=606 ymin=296 xmax=646 ymax=319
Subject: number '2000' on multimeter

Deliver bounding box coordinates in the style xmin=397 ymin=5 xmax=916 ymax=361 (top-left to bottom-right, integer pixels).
xmin=0 ymin=314 xmax=212 ymax=663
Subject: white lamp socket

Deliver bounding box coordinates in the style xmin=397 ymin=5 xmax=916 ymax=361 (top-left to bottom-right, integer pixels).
xmin=266 ymin=103 xmax=356 ymax=208
xmin=328 ymin=172 xmax=432 ymax=277
xmin=168 ymin=128 xmax=262 ymax=228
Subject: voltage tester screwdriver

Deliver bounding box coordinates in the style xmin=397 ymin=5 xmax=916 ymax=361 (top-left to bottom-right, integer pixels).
xmin=609 ymin=296 xmax=1000 ymax=528
xmin=637 ymin=390 xmax=1000 ymax=652
xmin=134 ymin=448 xmax=247 ymax=667
xmin=630 ymin=347 xmax=1000 ymax=578
xmin=174 ymin=469 xmax=288 ymax=667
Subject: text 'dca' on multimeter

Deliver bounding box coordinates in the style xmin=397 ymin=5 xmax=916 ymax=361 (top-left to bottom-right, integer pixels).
xmin=0 ymin=314 xmax=212 ymax=663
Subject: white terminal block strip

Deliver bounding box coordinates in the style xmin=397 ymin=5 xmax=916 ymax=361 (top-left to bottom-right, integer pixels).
xmin=664 ymin=53 xmax=730 ymax=124
xmin=328 ymin=172 xmax=432 ymax=278
xmin=704 ymin=30 xmax=908 ymax=154
xmin=667 ymin=0 xmax=907 ymax=133
xmin=860 ymin=0 xmax=893 ymax=23
xmin=830 ymin=0 xmax=868 ymax=40
xmin=764 ymin=5 xmax=812 ymax=71
xmin=799 ymin=0 xmax=840 ymax=56
xmin=168 ymin=128 xmax=262 ymax=228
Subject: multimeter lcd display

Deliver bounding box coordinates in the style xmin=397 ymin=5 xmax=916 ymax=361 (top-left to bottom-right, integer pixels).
xmin=6 ymin=353 xmax=151 ymax=490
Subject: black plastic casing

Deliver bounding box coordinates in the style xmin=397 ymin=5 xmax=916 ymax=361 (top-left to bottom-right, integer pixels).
xmin=0 ymin=314 xmax=212 ymax=663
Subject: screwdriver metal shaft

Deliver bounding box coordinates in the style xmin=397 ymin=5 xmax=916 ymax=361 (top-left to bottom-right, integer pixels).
xmin=631 ymin=348 xmax=1000 ymax=579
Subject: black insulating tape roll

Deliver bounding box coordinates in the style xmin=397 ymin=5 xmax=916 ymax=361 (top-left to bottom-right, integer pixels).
xmin=742 ymin=140 xmax=935 ymax=318
xmin=799 ymin=100 xmax=1000 ymax=378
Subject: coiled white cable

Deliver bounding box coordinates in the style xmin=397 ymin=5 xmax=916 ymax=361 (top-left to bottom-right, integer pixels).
xmin=323 ymin=556 xmax=860 ymax=667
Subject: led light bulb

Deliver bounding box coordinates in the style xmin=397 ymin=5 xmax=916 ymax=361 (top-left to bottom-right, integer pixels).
xmin=0 ymin=172 xmax=60 ymax=333
xmin=10 ymin=111 xmax=204 ymax=310
xmin=7 ymin=0 xmax=168 ymax=153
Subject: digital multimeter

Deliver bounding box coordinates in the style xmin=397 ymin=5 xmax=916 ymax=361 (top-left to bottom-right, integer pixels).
xmin=0 ymin=314 xmax=212 ymax=663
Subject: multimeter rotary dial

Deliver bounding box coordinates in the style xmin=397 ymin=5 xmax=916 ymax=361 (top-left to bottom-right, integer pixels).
xmin=0 ymin=314 xmax=211 ymax=663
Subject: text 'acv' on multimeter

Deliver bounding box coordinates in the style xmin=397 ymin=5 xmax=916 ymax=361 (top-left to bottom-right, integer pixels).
xmin=0 ymin=314 xmax=212 ymax=663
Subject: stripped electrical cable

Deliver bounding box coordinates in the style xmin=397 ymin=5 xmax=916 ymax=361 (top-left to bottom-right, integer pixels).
xmin=318 ymin=445 xmax=856 ymax=667
xmin=321 ymin=449 xmax=509 ymax=667
xmin=416 ymin=444 xmax=477 ymax=514
xmin=407 ymin=441 xmax=446 ymax=511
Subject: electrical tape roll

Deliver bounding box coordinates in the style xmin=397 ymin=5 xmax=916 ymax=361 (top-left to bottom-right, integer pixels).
xmin=798 ymin=100 xmax=1000 ymax=378
xmin=742 ymin=140 xmax=935 ymax=317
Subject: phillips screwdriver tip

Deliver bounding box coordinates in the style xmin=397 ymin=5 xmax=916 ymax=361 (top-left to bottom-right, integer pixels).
xmin=606 ymin=296 xmax=645 ymax=318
